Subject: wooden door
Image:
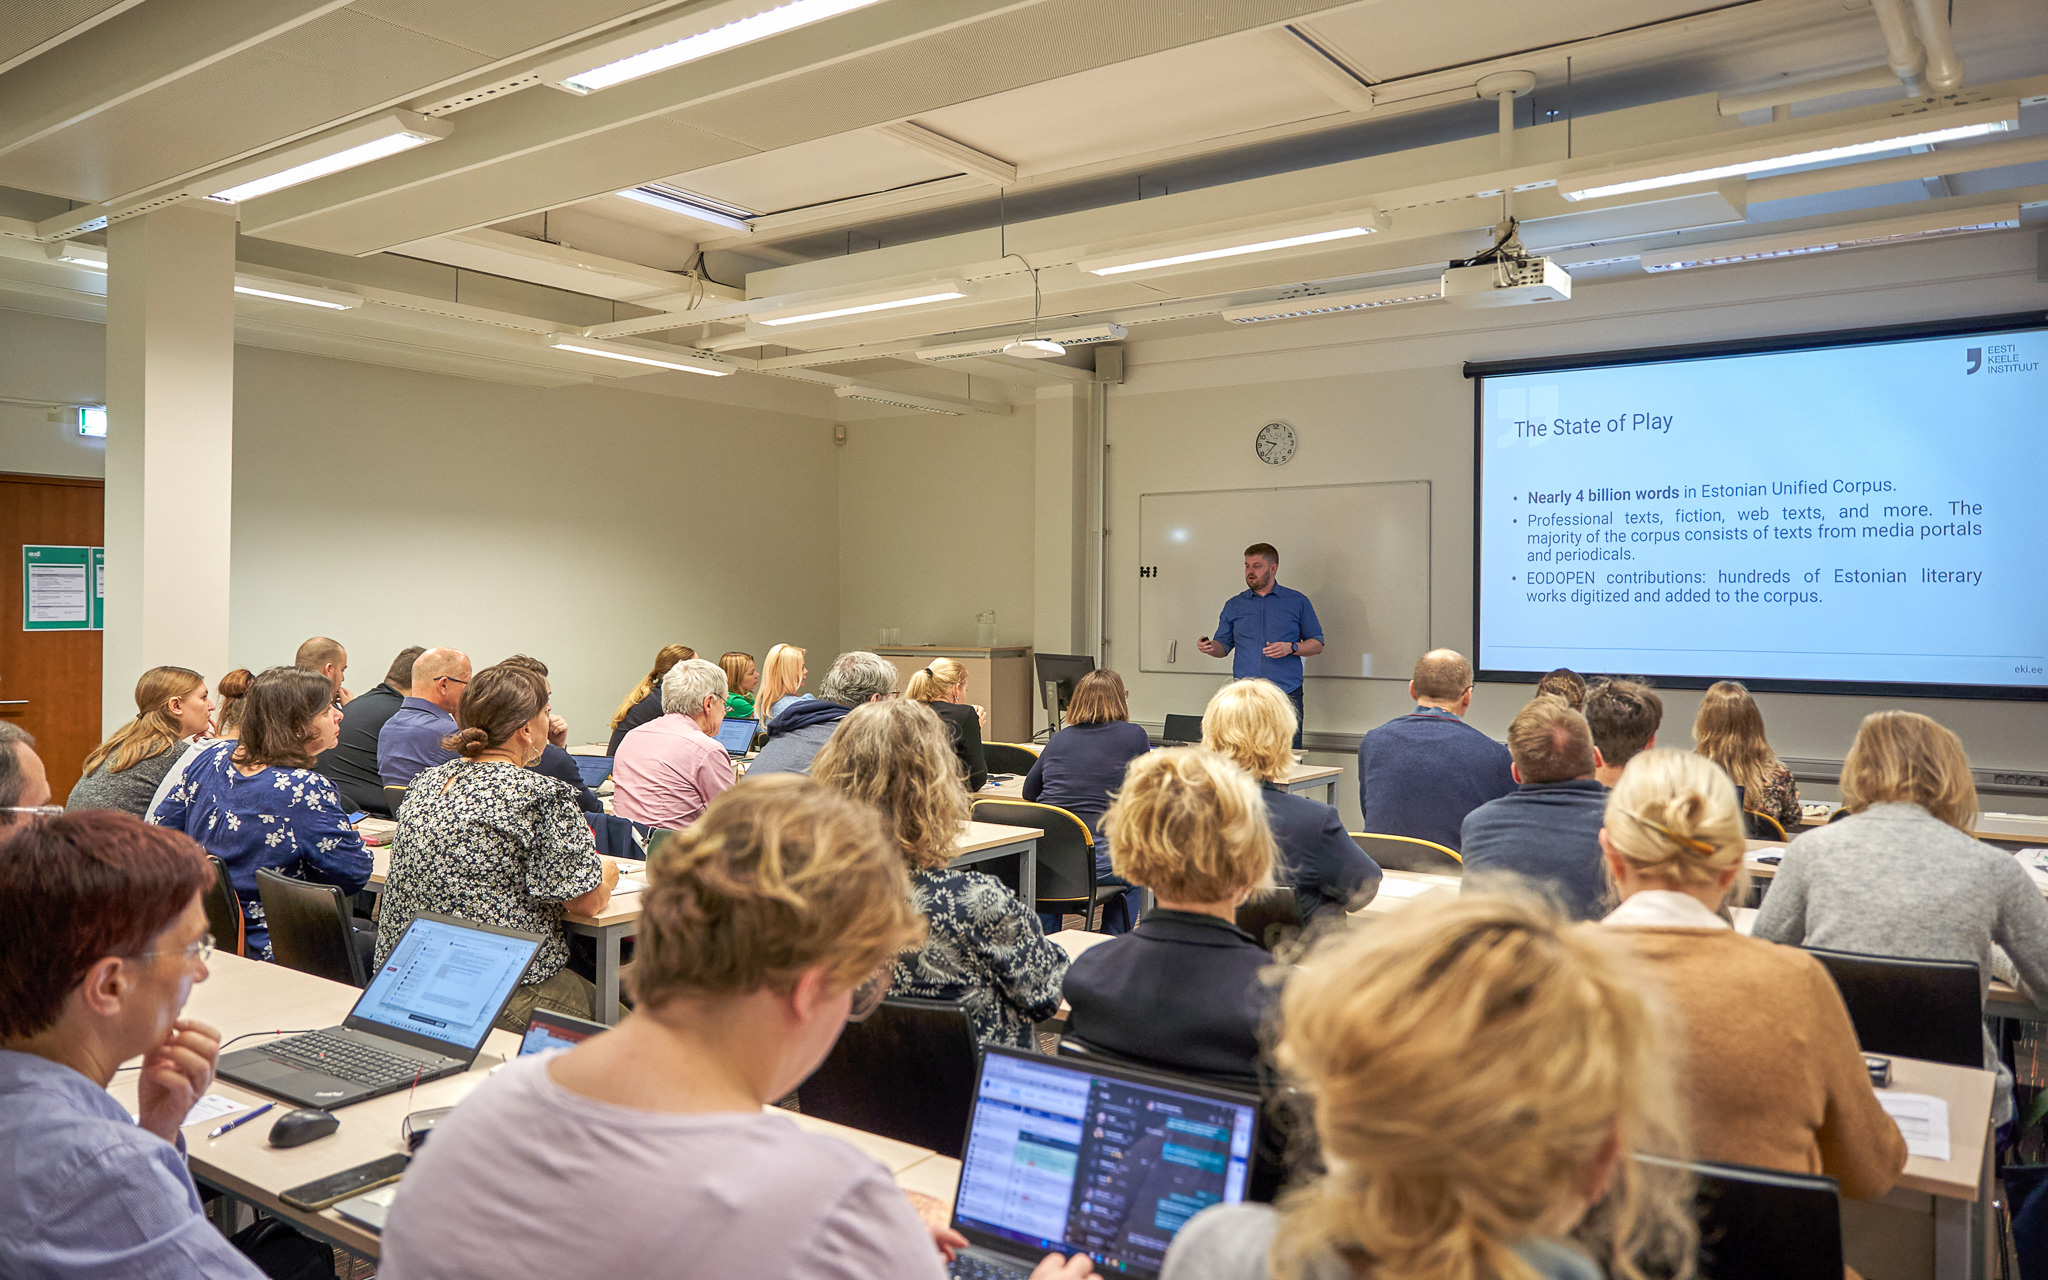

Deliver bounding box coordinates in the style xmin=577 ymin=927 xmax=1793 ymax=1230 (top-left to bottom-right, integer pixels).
xmin=0 ymin=473 xmax=105 ymax=802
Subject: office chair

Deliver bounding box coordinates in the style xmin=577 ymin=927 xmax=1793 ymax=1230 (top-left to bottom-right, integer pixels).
xmin=256 ymin=868 xmax=368 ymax=987
xmin=201 ymin=855 xmax=245 ymax=958
xmin=1637 ymin=1155 xmax=1843 ymax=1280
xmin=971 ymin=798 xmax=1126 ymax=930
xmin=1234 ymin=887 xmax=1303 ymax=952
xmin=1744 ymin=810 xmax=1789 ymax=841
xmin=382 ymin=784 xmax=408 ymax=816
xmin=800 ymin=996 xmax=979 ymax=1158
xmin=1349 ymin=832 xmax=1462 ymax=874
xmin=982 ymin=742 xmax=1040 ymax=774
xmin=1806 ymin=947 xmax=1983 ymax=1067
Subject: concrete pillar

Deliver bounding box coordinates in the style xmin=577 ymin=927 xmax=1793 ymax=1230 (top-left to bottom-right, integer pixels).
xmin=1033 ymin=384 xmax=1092 ymax=734
xmin=103 ymin=199 xmax=236 ymax=731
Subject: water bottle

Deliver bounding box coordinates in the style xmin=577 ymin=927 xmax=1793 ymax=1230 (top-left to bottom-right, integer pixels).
xmin=976 ymin=610 xmax=997 ymax=646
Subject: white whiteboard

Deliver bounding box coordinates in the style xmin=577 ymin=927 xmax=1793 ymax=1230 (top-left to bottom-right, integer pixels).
xmin=1138 ymin=481 xmax=1431 ymax=680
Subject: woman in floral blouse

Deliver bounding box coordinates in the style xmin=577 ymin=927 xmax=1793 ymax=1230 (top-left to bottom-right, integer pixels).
xmin=1692 ymin=680 xmax=1802 ymax=830
xmin=154 ymin=666 xmax=370 ymax=961
xmin=811 ymin=699 xmax=1068 ymax=1048
xmin=376 ymin=663 xmax=619 ymax=1031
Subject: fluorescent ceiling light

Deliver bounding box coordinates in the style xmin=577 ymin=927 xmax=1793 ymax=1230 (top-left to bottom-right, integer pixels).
xmin=916 ymin=323 xmax=1126 ymax=362
xmin=232 ymin=275 xmax=362 ymax=310
xmin=1639 ymin=203 xmax=2020 ymax=272
xmin=203 ymin=112 xmax=451 ymax=204
xmin=44 ymin=242 xmax=106 ymax=269
xmin=1560 ymin=100 xmax=2017 ymax=202
xmin=1079 ymin=210 xmax=1388 ymax=277
xmin=616 ymin=185 xmax=753 ymax=233
xmin=549 ymin=0 xmax=889 ymax=94
xmin=1221 ymin=280 xmax=1443 ymax=323
xmin=754 ymin=280 xmax=975 ymax=328
xmin=547 ymin=334 xmax=734 ymax=376
xmin=834 ymin=384 xmax=965 ymax=416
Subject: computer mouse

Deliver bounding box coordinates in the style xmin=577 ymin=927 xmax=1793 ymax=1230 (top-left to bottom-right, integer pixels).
xmin=268 ymin=1108 xmax=339 ymax=1148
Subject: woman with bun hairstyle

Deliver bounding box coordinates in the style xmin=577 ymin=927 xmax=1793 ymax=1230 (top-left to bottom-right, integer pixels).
xmin=904 ymin=656 xmax=988 ymax=792
xmin=67 ymin=666 xmax=213 ymax=817
xmin=1599 ymin=749 xmax=1904 ymax=1208
xmin=153 ymin=666 xmax=369 ymax=961
xmin=1162 ymin=893 xmax=1696 ymax=1280
xmin=608 ymin=643 xmax=695 ymax=755
xmin=1691 ymin=680 xmax=1800 ymax=828
xmin=377 ymin=663 xmax=619 ymax=1030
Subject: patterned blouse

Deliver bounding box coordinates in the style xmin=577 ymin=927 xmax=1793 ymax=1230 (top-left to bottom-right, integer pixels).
xmin=893 ymin=867 xmax=1069 ymax=1049
xmin=1747 ymin=764 xmax=1804 ymax=830
xmin=154 ymin=741 xmax=370 ymax=962
xmin=373 ymin=758 xmax=603 ymax=986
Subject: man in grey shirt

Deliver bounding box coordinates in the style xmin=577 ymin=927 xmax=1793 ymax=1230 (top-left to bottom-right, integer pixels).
xmin=747 ymin=651 xmax=898 ymax=777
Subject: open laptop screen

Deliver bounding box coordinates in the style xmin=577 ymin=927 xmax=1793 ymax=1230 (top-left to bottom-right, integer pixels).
xmin=350 ymin=918 xmax=540 ymax=1052
xmin=715 ymin=717 xmax=758 ymax=755
xmin=953 ymin=1047 xmax=1258 ymax=1278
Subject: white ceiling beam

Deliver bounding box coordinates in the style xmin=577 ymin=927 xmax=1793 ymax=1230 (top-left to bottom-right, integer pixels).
xmin=872 ymin=122 xmax=1017 ymax=185
xmin=1262 ymin=27 xmax=1376 ymax=114
xmin=1744 ymin=131 xmax=2048 ymax=203
xmin=390 ymin=227 xmax=745 ymax=304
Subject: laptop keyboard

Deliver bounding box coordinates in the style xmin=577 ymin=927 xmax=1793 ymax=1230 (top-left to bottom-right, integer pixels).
xmin=263 ymin=1032 xmax=433 ymax=1086
xmin=949 ymin=1256 xmax=1033 ymax=1280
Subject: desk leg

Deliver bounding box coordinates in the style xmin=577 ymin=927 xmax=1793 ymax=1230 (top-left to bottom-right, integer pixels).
xmin=1019 ymin=844 xmax=1036 ymax=909
xmin=595 ymin=926 xmax=625 ymax=1026
xmin=1322 ymin=780 xmax=1338 ymax=807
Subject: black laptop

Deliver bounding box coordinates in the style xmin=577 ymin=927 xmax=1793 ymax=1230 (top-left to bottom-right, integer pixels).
xmin=1161 ymin=713 xmax=1204 ymax=744
xmin=945 ymin=1045 xmax=1261 ymax=1278
xmin=217 ymin=914 xmax=542 ymax=1109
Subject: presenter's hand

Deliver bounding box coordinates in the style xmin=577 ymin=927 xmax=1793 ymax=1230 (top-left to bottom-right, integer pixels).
xmin=1196 ymin=637 xmax=1226 ymax=658
xmin=1262 ymin=641 xmax=1294 ymax=658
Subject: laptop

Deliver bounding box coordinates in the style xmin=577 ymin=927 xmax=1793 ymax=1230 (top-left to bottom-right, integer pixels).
xmin=945 ymin=1045 xmax=1261 ymax=1279
xmin=715 ymin=715 xmax=759 ymax=756
xmin=570 ymin=754 xmax=615 ymax=789
xmin=516 ymin=1008 xmax=608 ymax=1057
xmin=1160 ymin=713 xmax=1204 ymax=744
xmin=217 ymin=915 xmax=542 ymax=1109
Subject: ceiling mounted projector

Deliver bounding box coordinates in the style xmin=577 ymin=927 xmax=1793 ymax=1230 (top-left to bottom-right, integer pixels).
xmin=1439 ymin=219 xmax=1572 ymax=308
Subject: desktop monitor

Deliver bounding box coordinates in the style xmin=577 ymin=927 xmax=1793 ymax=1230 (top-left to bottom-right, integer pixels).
xmin=1035 ymin=653 xmax=1096 ymax=724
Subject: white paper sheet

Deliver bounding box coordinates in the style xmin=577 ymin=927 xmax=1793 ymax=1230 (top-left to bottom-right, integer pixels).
xmin=1375 ymin=878 xmax=1443 ymax=900
xmin=1877 ymin=1092 xmax=1951 ymax=1161
xmin=127 ymin=1094 xmax=248 ymax=1129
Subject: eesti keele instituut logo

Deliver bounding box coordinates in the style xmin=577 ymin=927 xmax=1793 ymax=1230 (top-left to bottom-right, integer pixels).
xmin=1966 ymin=347 xmax=1981 ymax=374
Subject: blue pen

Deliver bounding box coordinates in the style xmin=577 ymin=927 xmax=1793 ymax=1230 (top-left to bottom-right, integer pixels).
xmin=208 ymin=1102 xmax=273 ymax=1139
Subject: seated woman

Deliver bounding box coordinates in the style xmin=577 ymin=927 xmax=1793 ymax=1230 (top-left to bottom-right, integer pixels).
xmin=1202 ymin=679 xmax=1379 ymax=919
xmin=153 ymin=666 xmax=369 ymax=962
xmin=1160 ymin=893 xmax=1695 ymax=1280
xmin=377 ymin=663 xmax=619 ymax=1031
xmin=1024 ymin=669 xmax=1151 ymax=932
xmin=606 ymin=643 xmax=694 ymax=756
xmin=1693 ymin=679 xmax=1802 ymax=829
xmin=1599 ymin=748 xmax=1905 ymax=1203
xmin=756 ymin=643 xmax=813 ymax=721
xmin=1754 ymin=710 xmax=2048 ymax=1123
xmin=379 ymin=776 xmax=1093 ymax=1280
xmin=904 ymin=657 xmax=988 ymax=792
xmin=1535 ymin=667 xmax=1586 ymax=709
xmin=811 ymin=700 xmax=1068 ymax=1049
xmin=719 ymin=651 xmax=759 ymax=719
xmin=1064 ymin=747 xmax=1277 ymax=1079
xmin=67 ymin=666 xmax=213 ymax=817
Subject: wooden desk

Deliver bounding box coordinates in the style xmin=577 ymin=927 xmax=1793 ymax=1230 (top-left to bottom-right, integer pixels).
xmin=1350 ymin=869 xmax=1461 ymax=919
xmin=1283 ymin=762 xmax=1341 ymax=806
xmin=366 ymin=822 xmax=1042 ymax=1025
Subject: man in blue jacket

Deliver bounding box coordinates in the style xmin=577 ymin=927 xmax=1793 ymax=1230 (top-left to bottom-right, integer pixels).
xmin=1355 ymin=649 xmax=1514 ymax=852
xmin=1459 ymin=695 xmax=1611 ymax=920
xmin=1196 ymin=543 xmax=1324 ymax=747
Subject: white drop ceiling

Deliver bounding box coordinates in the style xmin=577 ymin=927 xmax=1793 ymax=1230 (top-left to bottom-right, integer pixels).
xmin=0 ymin=0 xmax=2044 ymax=414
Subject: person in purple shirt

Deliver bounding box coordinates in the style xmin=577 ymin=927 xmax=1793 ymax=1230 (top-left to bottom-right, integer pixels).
xmin=1196 ymin=543 xmax=1323 ymax=748
xmin=377 ymin=646 xmax=472 ymax=787
xmin=1355 ymin=649 xmax=1515 ymax=853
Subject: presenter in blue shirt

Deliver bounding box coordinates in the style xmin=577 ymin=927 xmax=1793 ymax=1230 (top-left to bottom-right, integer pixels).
xmin=1196 ymin=543 xmax=1324 ymax=747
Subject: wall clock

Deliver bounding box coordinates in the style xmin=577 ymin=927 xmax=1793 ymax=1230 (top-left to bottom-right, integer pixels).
xmin=1255 ymin=420 xmax=1296 ymax=465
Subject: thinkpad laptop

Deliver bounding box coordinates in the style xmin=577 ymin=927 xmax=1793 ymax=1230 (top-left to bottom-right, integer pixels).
xmin=715 ymin=716 xmax=760 ymax=756
xmin=945 ymin=1045 xmax=1261 ymax=1279
xmin=218 ymin=914 xmax=541 ymax=1109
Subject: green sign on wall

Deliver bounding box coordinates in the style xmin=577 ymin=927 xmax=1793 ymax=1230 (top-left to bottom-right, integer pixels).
xmin=22 ymin=545 xmax=104 ymax=631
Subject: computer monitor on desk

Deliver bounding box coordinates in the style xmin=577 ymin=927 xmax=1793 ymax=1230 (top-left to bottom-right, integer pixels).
xmin=1035 ymin=653 xmax=1096 ymax=725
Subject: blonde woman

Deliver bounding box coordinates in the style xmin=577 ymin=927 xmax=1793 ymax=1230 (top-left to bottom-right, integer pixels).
xmin=1203 ymin=679 xmax=1378 ymax=919
xmin=1161 ymin=893 xmax=1696 ymax=1280
xmin=145 ymin=668 xmax=253 ymax=824
xmin=719 ymin=651 xmax=759 ymax=719
xmin=606 ymin=643 xmax=695 ymax=755
xmin=1692 ymin=680 xmax=1800 ymax=828
xmin=1065 ymin=748 xmax=1278 ymax=1078
xmin=756 ymin=643 xmax=813 ymax=722
xmin=1754 ymin=711 xmax=2048 ymax=1123
xmin=1600 ymin=749 xmax=1904 ymax=1205
xmin=67 ymin=666 xmax=213 ymax=818
xmin=904 ymin=657 xmax=988 ymax=792
xmin=811 ymin=700 xmax=1068 ymax=1048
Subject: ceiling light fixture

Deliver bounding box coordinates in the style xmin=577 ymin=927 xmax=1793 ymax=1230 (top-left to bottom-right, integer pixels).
xmin=753 ymin=279 xmax=976 ymax=328
xmin=203 ymin=112 xmax=451 ymax=204
xmin=232 ymin=275 xmax=363 ymax=310
xmin=1003 ymin=338 xmax=1066 ymax=358
xmin=1638 ymin=202 xmax=2020 ymax=272
xmin=1221 ymin=281 xmax=1443 ymax=323
xmin=44 ymin=242 xmax=107 ymax=269
xmin=833 ymin=384 xmax=984 ymax=416
xmin=547 ymin=0 xmax=889 ymax=95
xmin=616 ymin=185 xmax=753 ymax=232
xmin=1560 ymin=99 xmax=2018 ymax=202
xmin=915 ymin=323 xmax=1127 ymax=362
xmin=1079 ymin=210 xmax=1388 ymax=277
xmin=547 ymin=334 xmax=735 ymax=375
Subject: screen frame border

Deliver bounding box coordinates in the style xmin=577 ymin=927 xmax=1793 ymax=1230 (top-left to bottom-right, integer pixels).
xmin=344 ymin=912 xmax=544 ymax=1057
xmin=1465 ymin=309 xmax=2048 ymax=702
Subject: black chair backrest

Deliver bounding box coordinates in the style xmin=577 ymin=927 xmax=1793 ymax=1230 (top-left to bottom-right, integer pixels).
xmin=800 ymin=996 xmax=979 ymax=1157
xmin=256 ymin=868 xmax=367 ymax=987
xmin=1161 ymin=713 xmax=1204 ymax=744
xmin=1234 ymin=887 xmax=1302 ymax=953
xmin=1351 ymin=832 xmax=1462 ymax=874
xmin=1744 ymin=810 xmax=1789 ymax=841
xmin=383 ymin=784 xmax=409 ymax=815
xmin=972 ymin=799 xmax=1095 ymax=914
xmin=1806 ymin=947 xmax=1982 ymax=1066
xmin=1827 ymin=806 xmax=1851 ymax=823
xmin=982 ymin=743 xmax=1039 ymax=774
xmin=201 ymin=855 xmax=245 ymax=958
xmin=1638 ymin=1155 xmax=1843 ymax=1280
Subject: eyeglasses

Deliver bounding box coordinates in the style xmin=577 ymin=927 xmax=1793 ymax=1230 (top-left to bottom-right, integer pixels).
xmin=2 ymin=806 xmax=63 ymax=818
xmin=438 ymin=676 xmax=469 ymax=687
xmin=135 ymin=932 xmax=215 ymax=965
xmin=846 ymin=968 xmax=892 ymax=1023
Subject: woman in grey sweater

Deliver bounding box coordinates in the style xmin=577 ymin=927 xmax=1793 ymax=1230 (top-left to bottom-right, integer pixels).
xmin=1752 ymin=710 xmax=2048 ymax=1122
xmin=66 ymin=666 xmax=212 ymax=818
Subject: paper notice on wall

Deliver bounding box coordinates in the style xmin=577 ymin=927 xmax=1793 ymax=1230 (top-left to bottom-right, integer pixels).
xmin=27 ymin=563 xmax=88 ymax=623
xmin=1877 ymin=1092 xmax=1951 ymax=1161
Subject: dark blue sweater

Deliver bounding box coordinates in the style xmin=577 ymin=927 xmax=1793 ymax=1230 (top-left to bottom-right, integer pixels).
xmin=1022 ymin=721 xmax=1152 ymax=833
xmin=1355 ymin=708 xmax=1515 ymax=852
xmin=1261 ymin=783 xmax=1380 ymax=918
xmin=1459 ymin=778 xmax=1612 ymax=921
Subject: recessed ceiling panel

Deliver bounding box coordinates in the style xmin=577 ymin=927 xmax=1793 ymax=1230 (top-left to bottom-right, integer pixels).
xmin=668 ymin=132 xmax=959 ymax=216
xmin=347 ymin=0 xmax=663 ymax=62
xmin=0 ymin=0 xmax=141 ymax=73
xmin=1305 ymin=0 xmax=1750 ymax=82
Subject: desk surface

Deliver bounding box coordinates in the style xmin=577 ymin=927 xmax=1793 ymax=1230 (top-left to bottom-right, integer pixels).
xmin=978 ymin=761 xmax=1336 ymax=802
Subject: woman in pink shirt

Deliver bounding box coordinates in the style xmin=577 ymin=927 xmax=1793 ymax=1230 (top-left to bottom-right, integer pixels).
xmin=611 ymin=658 xmax=737 ymax=830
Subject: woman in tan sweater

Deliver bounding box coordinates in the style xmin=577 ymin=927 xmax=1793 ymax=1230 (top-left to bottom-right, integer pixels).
xmin=1596 ymin=748 xmax=1905 ymax=1198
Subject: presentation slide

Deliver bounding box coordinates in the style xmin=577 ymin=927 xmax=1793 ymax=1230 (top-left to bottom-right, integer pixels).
xmin=1476 ymin=323 xmax=2047 ymax=695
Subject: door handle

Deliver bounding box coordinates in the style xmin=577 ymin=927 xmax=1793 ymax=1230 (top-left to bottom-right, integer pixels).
xmin=1167 ymin=641 xmax=1177 ymax=663
xmin=0 ymin=700 xmax=27 ymax=706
